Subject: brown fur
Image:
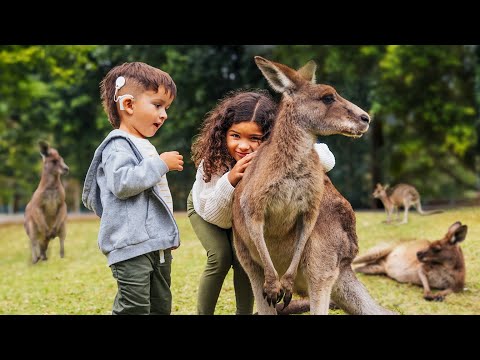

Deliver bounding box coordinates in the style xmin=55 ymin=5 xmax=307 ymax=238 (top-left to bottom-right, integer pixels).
xmin=275 ymin=295 xmax=341 ymax=315
xmin=373 ymin=183 xmax=443 ymax=224
xmin=353 ymin=221 xmax=467 ymax=301
xmin=24 ymin=141 xmax=69 ymax=264
xmin=232 ymin=56 xmax=394 ymax=315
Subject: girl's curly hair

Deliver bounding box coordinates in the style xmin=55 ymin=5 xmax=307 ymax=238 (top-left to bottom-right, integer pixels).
xmin=191 ymin=89 xmax=277 ymax=182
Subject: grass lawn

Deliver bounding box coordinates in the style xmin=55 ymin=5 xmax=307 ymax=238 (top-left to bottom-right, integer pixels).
xmin=0 ymin=207 xmax=478 ymax=315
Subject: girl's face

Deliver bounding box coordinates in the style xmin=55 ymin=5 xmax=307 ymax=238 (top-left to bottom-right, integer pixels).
xmin=226 ymin=121 xmax=263 ymax=162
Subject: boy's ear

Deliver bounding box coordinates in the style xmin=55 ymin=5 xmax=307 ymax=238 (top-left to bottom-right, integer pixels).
xmin=122 ymin=97 xmax=135 ymax=114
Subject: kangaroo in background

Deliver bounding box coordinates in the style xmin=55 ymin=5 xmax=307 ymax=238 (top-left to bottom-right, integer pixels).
xmin=373 ymin=183 xmax=443 ymax=224
xmin=24 ymin=141 xmax=69 ymax=264
xmin=232 ymin=56 xmax=394 ymax=315
xmin=353 ymin=221 xmax=467 ymax=301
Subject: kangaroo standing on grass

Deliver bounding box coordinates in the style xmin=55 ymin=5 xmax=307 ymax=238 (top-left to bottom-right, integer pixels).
xmin=373 ymin=183 xmax=443 ymax=224
xmin=353 ymin=221 xmax=467 ymax=301
xmin=233 ymin=56 xmax=394 ymax=315
xmin=24 ymin=141 xmax=69 ymax=263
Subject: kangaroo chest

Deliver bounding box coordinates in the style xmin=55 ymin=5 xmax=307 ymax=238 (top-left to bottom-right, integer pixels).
xmin=262 ymin=170 xmax=322 ymax=240
xmin=425 ymin=266 xmax=456 ymax=289
xmin=266 ymin=176 xmax=319 ymax=223
xmin=41 ymin=188 xmax=63 ymax=217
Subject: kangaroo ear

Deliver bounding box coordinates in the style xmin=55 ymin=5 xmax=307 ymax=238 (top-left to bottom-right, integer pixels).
xmin=384 ymin=184 xmax=390 ymax=190
xmin=297 ymin=60 xmax=317 ymax=83
xmin=254 ymin=56 xmax=297 ymax=94
xmin=449 ymin=222 xmax=467 ymax=244
xmin=38 ymin=140 xmax=50 ymax=157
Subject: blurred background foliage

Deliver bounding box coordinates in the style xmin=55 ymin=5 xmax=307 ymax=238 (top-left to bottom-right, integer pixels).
xmin=0 ymin=45 xmax=478 ymax=212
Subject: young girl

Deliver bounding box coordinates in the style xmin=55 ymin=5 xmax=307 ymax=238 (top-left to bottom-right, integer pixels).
xmin=187 ymin=89 xmax=335 ymax=315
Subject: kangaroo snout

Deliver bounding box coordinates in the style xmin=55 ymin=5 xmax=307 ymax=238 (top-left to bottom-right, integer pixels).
xmin=62 ymin=164 xmax=70 ymax=175
xmin=360 ymin=114 xmax=370 ymax=124
xmin=350 ymin=111 xmax=370 ymax=137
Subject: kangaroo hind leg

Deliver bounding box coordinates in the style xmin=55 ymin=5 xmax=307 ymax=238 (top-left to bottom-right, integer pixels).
xmin=354 ymin=263 xmax=386 ymax=274
xmin=58 ymin=222 xmax=66 ymax=258
xmin=304 ymin=249 xmax=339 ymax=315
xmin=399 ymin=200 xmax=412 ymax=224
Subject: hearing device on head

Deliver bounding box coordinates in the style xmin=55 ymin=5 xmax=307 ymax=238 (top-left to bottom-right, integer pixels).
xmin=117 ymin=94 xmax=134 ymax=110
xmin=114 ymin=76 xmax=134 ymax=111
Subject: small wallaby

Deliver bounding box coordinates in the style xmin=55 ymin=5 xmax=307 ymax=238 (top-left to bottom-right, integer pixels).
xmin=24 ymin=141 xmax=69 ymax=263
xmin=373 ymin=183 xmax=443 ymax=224
xmin=353 ymin=221 xmax=467 ymax=301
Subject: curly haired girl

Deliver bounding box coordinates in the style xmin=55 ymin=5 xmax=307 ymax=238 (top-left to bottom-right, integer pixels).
xmin=187 ymin=89 xmax=335 ymax=315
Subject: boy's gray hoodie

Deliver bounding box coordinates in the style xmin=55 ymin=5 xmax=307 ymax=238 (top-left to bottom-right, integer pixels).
xmin=82 ymin=129 xmax=179 ymax=265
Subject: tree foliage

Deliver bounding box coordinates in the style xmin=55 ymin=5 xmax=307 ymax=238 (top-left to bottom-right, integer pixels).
xmin=0 ymin=45 xmax=478 ymax=212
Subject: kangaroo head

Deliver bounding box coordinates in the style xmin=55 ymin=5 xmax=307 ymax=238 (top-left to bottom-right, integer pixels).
xmin=416 ymin=221 xmax=467 ymax=264
xmin=39 ymin=140 xmax=69 ymax=177
xmin=254 ymin=56 xmax=370 ymax=138
xmin=372 ymin=183 xmax=388 ymax=198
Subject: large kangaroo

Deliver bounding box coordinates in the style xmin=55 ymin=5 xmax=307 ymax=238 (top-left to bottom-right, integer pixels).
xmin=353 ymin=221 xmax=467 ymax=301
xmin=373 ymin=183 xmax=443 ymax=224
xmin=24 ymin=141 xmax=69 ymax=263
xmin=232 ymin=56 xmax=394 ymax=315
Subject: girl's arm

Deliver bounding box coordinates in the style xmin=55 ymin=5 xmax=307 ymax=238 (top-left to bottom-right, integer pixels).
xmin=314 ymin=143 xmax=335 ymax=172
xmin=191 ymin=162 xmax=235 ymax=229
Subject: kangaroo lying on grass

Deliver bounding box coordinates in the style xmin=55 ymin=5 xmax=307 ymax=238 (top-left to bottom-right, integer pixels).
xmin=373 ymin=183 xmax=443 ymax=224
xmin=24 ymin=141 xmax=69 ymax=263
xmin=353 ymin=221 xmax=467 ymax=301
xmin=232 ymin=56 xmax=394 ymax=315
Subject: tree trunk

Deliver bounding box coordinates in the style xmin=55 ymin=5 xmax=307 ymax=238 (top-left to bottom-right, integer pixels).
xmin=370 ymin=117 xmax=384 ymax=209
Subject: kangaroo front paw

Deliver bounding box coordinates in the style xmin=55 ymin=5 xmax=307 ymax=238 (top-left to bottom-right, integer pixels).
xmin=262 ymin=278 xmax=284 ymax=307
xmin=424 ymin=294 xmax=444 ymax=302
xmin=279 ymin=276 xmax=294 ymax=309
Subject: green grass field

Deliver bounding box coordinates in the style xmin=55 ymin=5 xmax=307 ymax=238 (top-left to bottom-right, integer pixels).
xmin=0 ymin=207 xmax=478 ymax=315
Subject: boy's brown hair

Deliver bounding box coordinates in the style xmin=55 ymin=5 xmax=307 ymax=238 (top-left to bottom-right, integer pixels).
xmin=100 ymin=62 xmax=177 ymax=128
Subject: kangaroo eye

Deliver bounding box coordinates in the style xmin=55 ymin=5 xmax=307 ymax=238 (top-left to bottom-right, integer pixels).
xmin=322 ymin=95 xmax=335 ymax=105
xmin=432 ymin=247 xmax=441 ymax=253
xmin=51 ymin=160 xmax=58 ymax=164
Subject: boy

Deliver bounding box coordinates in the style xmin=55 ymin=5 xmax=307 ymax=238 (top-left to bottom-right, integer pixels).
xmin=82 ymin=62 xmax=184 ymax=315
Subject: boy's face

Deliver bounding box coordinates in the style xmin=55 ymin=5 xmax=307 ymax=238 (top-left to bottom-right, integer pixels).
xmin=119 ymin=86 xmax=174 ymax=138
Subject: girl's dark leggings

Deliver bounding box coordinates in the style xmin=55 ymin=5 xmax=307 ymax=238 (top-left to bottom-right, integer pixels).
xmin=187 ymin=191 xmax=253 ymax=315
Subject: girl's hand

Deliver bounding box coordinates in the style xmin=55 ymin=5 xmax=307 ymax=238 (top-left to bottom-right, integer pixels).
xmin=228 ymin=152 xmax=256 ymax=187
xmin=160 ymin=151 xmax=184 ymax=171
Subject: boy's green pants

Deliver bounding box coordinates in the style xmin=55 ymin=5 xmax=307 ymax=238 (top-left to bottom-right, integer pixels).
xmin=110 ymin=249 xmax=172 ymax=315
xmin=187 ymin=191 xmax=253 ymax=315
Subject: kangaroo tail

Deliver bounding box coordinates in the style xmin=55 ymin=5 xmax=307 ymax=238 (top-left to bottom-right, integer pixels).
xmin=415 ymin=200 xmax=444 ymax=215
xmin=276 ymin=299 xmax=310 ymax=315
xmin=352 ymin=243 xmax=394 ymax=264
xmin=275 ymin=299 xmax=344 ymax=315
xmin=332 ymin=266 xmax=397 ymax=315
xmin=276 ymin=267 xmax=397 ymax=315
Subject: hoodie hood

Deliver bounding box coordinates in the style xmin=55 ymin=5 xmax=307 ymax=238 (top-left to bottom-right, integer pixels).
xmin=82 ymin=129 xmax=143 ymax=217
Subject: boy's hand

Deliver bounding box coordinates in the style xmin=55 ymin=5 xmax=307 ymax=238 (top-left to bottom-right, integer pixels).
xmin=160 ymin=151 xmax=184 ymax=171
xmin=228 ymin=152 xmax=256 ymax=187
